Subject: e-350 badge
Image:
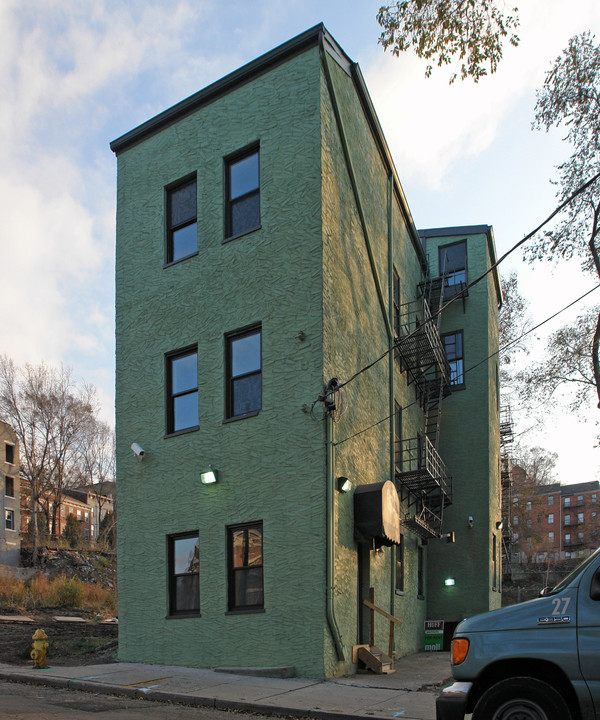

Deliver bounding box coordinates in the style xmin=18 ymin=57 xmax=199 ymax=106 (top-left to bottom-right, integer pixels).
xmin=538 ymin=597 xmax=572 ymax=624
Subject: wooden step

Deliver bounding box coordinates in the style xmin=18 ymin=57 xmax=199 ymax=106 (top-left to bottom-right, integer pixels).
xmin=357 ymin=645 xmax=395 ymax=674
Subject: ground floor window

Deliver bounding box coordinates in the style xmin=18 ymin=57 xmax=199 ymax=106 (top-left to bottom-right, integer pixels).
xmin=227 ymin=521 xmax=263 ymax=612
xmin=395 ymin=534 xmax=404 ymax=594
xmin=168 ymin=532 xmax=200 ymax=616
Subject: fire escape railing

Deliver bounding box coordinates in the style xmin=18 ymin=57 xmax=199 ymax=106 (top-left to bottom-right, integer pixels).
xmin=394 ymin=436 xmax=453 ymax=539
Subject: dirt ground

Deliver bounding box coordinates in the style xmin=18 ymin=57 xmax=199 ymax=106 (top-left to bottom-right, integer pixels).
xmin=0 ymin=611 xmax=118 ymax=667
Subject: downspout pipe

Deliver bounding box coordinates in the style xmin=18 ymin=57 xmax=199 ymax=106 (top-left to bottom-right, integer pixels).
xmin=388 ymin=174 xmax=396 ymax=625
xmin=327 ymin=413 xmax=346 ymax=661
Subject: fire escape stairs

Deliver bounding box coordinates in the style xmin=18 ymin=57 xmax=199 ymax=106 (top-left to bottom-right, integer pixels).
xmin=394 ymin=266 xmax=454 ymax=541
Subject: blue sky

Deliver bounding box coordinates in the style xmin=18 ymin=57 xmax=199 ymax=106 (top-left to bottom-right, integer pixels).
xmin=2 ymin=0 xmax=599 ymax=482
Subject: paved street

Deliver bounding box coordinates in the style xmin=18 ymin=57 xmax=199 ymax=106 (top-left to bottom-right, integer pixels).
xmin=0 ymin=681 xmax=292 ymax=720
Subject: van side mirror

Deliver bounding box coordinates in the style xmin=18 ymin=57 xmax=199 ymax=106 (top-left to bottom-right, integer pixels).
xmin=539 ymin=586 xmax=552 ymax=597
xmin=590 ymin=569 xmax=600 ymax=601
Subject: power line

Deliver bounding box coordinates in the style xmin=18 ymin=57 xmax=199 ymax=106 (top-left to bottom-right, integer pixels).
xmin=333 ymin=170 xmax=600 ymax=393
xmin=332 ymin=284 xmax=600 ymax=447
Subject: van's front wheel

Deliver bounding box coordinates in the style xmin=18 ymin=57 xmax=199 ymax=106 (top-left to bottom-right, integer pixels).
xmin=471 ymin=677 xmax=572 ymax=720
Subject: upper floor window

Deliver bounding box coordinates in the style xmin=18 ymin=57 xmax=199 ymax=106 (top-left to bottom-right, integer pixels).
xmin=564 ymin=514 xmax=571 ymax=526
xmin=548 ymin=495 xmax=554 ymax=506
xmin=526 ymin=501 xmax=532 ymax=511
xmin=166 ymin=347 xmax=198 ymax=434
xmin=225 ymin=146 xmax=260 ymax=240
xmin=227 ymin=521 xmax=263 ymax=612
xmin=442 ymin=331 xmax=465 ymax=387
xmin=5 ymin=509 xmax=14 ymax=531
xmin=166 ymin=176 xmax=197 ymax=264
xmin=564 ymin=496 xmax=571 ymax=507
xmin=577 ymin=513 xmax=584 ymax=524
xmin=439 ymin=240 xmax=467 ymax=292
xmin=548 ymin=513 xmax=554 ymax=524
xmin=592 ymin=494 xmax=597 ymax=503
xmin=394 ymin=401 xmax=402 ymax=471
xmin=168 ymin=532 xmax=200 ymax=616
xmin=577 ymin=495 xmax=584 ymax=505
xmin=392 ymin=266 xmax=400 ymax=338
xmin=5 ymin=443 xmax=14 ymax=465
xmin=225 ymin=326 xmax=262 ymax=419
xmin=5 ymin=477 xmax=14 ymax=498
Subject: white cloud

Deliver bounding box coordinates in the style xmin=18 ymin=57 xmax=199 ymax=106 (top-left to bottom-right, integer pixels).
xmin=362 ymin=0 xmax=600 ymax=190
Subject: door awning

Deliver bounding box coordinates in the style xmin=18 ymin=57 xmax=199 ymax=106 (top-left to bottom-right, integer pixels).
xmin=354 ymin=480 xmax=401 ymax=547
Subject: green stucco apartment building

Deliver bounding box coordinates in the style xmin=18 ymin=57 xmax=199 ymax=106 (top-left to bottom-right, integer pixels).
xmin=111 ymin=25 xmax=502 ymax=678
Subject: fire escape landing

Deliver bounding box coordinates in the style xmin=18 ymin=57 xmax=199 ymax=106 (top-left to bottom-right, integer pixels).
xmin=393 ymin=272 xmax=454 ymax=540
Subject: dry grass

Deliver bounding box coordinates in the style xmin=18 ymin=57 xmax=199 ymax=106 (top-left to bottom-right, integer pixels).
xmin=0 ymin=574 xmax=116 ymax=616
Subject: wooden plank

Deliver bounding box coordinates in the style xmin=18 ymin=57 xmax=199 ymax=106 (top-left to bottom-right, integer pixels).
xmin=362 ymin=600 xmax=403 ymax=626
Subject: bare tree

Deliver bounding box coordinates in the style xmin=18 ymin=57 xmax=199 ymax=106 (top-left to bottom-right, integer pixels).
xmin=0 ymin=356 xmax=99 ymax=564
xmin=526 ymin=32 xmax=600 ymax=407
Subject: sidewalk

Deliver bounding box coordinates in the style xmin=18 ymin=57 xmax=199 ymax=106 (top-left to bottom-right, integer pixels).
xmin=0 ymin=652 xmax=451 ymax=720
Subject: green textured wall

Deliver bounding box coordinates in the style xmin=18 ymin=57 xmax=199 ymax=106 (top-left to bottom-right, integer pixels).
xmin=320 ymin=54 xmax=429 ymax=671
xmin=116 ymin=48 xmax=331 ymax=677
xmin=424 ymin=231 xmax=502 ymax=622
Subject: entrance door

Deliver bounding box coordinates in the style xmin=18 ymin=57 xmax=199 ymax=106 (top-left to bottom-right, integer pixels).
xmin=357 ymin=543 xmax=371 ymax=644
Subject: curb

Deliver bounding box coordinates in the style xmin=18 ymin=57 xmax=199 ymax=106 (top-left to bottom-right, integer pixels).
xmin=0 ymin=670 xmax=370 ymax=720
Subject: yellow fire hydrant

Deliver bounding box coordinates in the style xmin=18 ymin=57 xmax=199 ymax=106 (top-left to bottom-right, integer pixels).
xmin=30 ymin=628 xmax=49 ymax=669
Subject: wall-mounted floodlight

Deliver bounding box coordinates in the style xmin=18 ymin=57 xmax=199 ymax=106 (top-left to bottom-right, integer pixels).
xmin=201 ymin=465 xmax=218 ymax=484
xmin=467 ymin=516 xmax=474 ymax=528
xmin=496 ymin=521 xmax=503 ymax=530
xmin=131 ymin=443 xmax=145 ymax=461
xmin=445 ymin=578 xmax=456 ymax=587
xmin=337 ymin=476 xmax=352 ymax=493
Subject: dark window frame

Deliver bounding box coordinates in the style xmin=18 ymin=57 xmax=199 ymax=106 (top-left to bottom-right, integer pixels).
xmin=227 ymin=520 xmax=264 ymax=613
xmin=392 ymin=266 xmax=400 ymax=339
xmin=417 ymin=544 xmax=424 ymax=599
xmin=5 ymin=509 xmax=14 ymax=531
xmin=394 ymin=401 xmax=402 ymax=472
xmin=438 ymin=239 xmax=467 ymax=288
xmin=165 ymin=174 xmax=198 ymax=266
xmin=442 ymin=330 xmax=465 ymax=389
xmin=5 ymin=476 xmax=14 ymax=498
xmin=224 ymin=144 xmax=260 ymax=242
xmin=395 ymin=533 xmax=405 ymax=595
xmin=5 ymin=443 xmax=14 ymax=465
xmin=167 ymin=531 xmax=200 ymax=618
xmin=224 ymin=325 xmax=262 ymax=421
xmin=165 ymin=345 xmax=199 ymax=436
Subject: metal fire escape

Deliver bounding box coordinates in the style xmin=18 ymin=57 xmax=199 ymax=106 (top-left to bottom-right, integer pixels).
xmin=500 ymin=404 xmax=515 ymax=567
xmin=393 ymin=261 xmax=455 ymax=540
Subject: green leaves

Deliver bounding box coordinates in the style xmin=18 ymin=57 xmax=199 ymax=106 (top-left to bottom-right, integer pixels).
xmin=377 ymin=0 xmax=520 ymax=83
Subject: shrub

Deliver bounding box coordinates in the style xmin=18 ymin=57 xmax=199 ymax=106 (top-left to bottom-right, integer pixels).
xmin=0 ymin=576 xmax=27 ymax=610
xmin=49 ymin=576 xmax=84 ymax=608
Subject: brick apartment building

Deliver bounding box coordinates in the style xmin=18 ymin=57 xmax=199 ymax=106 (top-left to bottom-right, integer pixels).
xmin=507 ymin=471 xmax=600 ymax=563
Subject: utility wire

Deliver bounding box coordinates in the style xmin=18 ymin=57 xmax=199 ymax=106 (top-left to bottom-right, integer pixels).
xmin=332 ymin=284 xmax=600 ymax=447
xmin=465 ymin=284 xmax=600 ymax=376
xmin=333 ymin=170 xmax=600 ymax=393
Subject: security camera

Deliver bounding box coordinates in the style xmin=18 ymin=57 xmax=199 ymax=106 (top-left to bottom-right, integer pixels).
xmin=467 ymin=516 xmax=474 ymax=528
xmin=131 ymin=442 xmax=145 ymax=460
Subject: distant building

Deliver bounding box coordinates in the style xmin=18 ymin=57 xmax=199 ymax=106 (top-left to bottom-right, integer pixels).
xmin=507 ymin=473 xmax=600 ymax=562
xmin=0 ymin=421 xmax=20 ymax=565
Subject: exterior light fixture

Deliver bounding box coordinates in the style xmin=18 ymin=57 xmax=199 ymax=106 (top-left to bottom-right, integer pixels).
xmin=201 ymin=465 xmax=218 ymax=484
xmin=337 ymin=476 xmax=352 ymax=493
xmin=445 ymin=578 xmax=456 ymax=587
xmin=496 ymin=521 xmax=503 ymax=530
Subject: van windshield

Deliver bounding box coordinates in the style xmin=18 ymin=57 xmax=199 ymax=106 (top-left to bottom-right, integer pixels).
xmin=549 ymin=546 xmax=600 ymax=595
